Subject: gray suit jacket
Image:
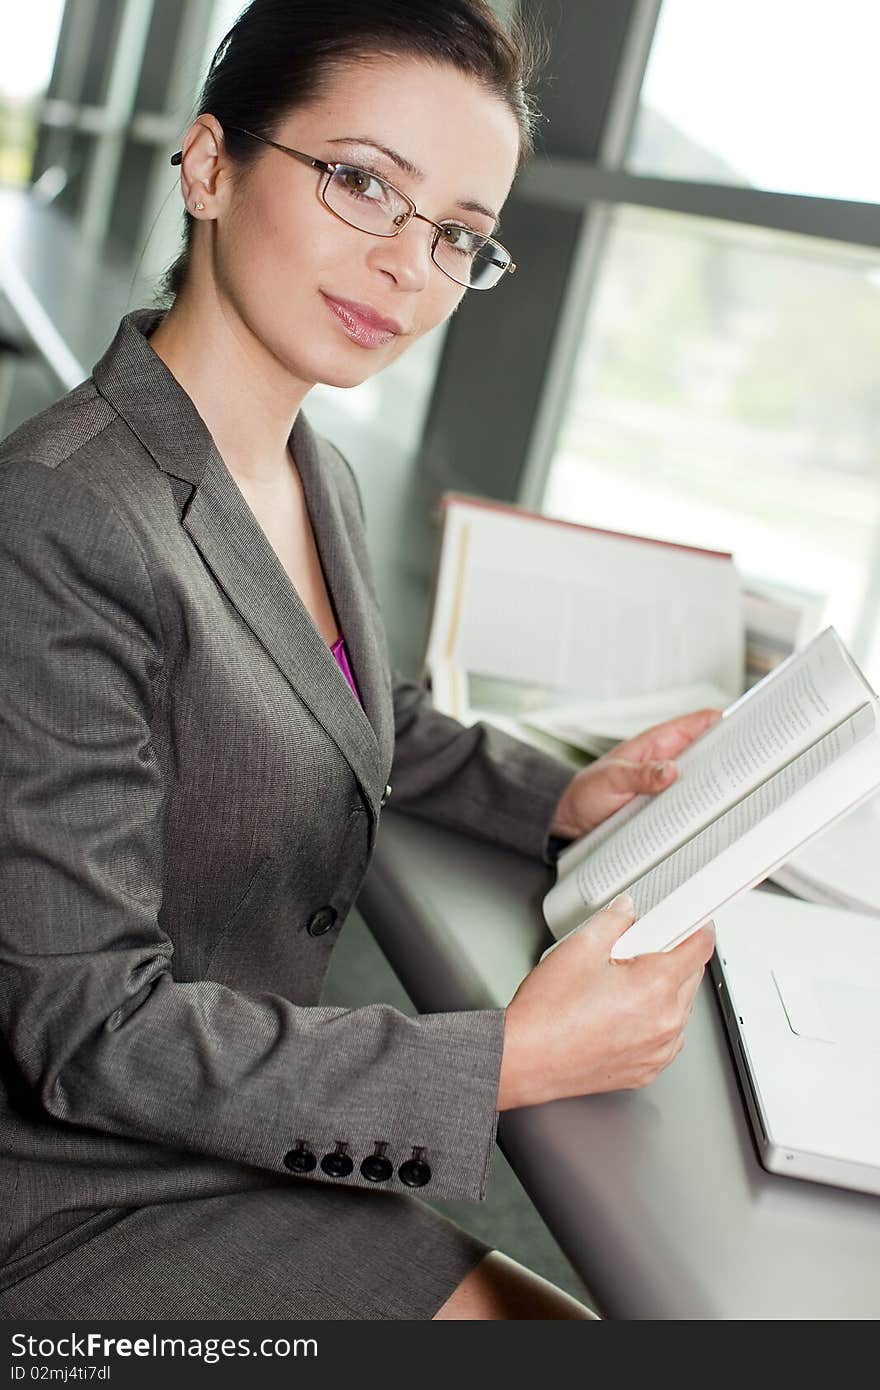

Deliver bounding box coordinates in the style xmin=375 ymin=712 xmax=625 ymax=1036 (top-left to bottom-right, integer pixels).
xmin=0 ymin=308 xmax=572 ymax=1275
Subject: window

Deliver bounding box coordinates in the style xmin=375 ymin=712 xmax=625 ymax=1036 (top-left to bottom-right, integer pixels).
xmin=629 ymin=0 xmax=880 ymax=204
xmin=0 ymin=2 xmax=65 ymax=186
xmin=544 ymin=0 xmax=880 ymax=681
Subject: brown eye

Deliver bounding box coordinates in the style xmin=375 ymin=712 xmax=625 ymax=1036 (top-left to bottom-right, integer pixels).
xmin=341 ymin=168 xmax=371 ymax=193
xmin=438 ymin=225 xmax=482 ymax=258
xmin=335 ymin=166 xmax=390 ymax=203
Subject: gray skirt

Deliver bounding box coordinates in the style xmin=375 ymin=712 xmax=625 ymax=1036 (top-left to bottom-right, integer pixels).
xmin=0 ymin=1185 xmax=490 ymax=1320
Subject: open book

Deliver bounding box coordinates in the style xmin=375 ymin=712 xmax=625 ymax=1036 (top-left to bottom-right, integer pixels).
xmin=542 ymin=627 xmax=880 ymax=960
xmin=424 ymin=494 xmax=825 ymax=757
xmin=523 ymin=576 xmax=827 ymax=756
xmin=424 ymin=494 xmax=745 ymax=749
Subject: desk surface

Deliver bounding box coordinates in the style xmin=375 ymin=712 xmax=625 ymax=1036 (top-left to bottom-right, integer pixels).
xmin=358 ymin=809 xmax=880 ymax=1320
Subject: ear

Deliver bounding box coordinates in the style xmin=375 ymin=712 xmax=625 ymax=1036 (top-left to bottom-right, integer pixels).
xmin=176 ymin=114 xmax=230 ymax=217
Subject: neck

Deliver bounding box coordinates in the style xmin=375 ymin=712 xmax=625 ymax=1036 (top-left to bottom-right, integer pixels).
xmin=148 ymin=286 xmax=312 ymax=488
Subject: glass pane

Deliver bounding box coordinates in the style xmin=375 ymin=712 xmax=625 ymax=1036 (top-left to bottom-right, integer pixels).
xmin=544 ymin=205 xmax=880 ymax=682
xmin=133 ymin=0 xmax=188 ymax=114
xmin=0 ymin=0 xmax=64 ymax=187
xmin=107 ymin=138 xmax=158 ymax=252
xmin=80 ymin=0 xmax=123 ymax=106
xmin=629 ymin=0 xmax=880 ymax=204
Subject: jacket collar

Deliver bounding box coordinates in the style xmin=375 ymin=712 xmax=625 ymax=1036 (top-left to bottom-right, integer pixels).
xmin=93 ymin=308 xmax=210 ymax=486
xmin=92 ymin=309 xmax=392 ymax=818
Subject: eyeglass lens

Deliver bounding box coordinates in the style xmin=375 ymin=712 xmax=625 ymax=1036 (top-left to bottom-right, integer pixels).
xmin=323 ymin=165 xmax=510 ymax=290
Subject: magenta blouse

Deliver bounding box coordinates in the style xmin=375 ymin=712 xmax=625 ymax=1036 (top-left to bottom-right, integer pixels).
xmin=329 ymin=632 xmax=363 ymax=707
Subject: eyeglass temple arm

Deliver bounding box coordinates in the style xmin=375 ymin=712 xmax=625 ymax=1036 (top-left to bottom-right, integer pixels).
xmin=171 ymin=131 xmax=329 ymax=173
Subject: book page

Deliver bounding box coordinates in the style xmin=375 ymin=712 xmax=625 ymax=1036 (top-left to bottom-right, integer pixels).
xmin=609 ymin=702 xmax=880 ymax=958
xmin=424 ymin=500 xmax=743 ymax=701
xmin=522 ymin=680 xmax=734 ymax=753
xmin=626 ymin=718 xmax=863 ymax=920
xmin=548 ymin=628 xmax=873 ymax=912
xmin=543 ymin=702 xmax=880 ymax=946
xmin=427 ymin=666 xmax=592 ymax=763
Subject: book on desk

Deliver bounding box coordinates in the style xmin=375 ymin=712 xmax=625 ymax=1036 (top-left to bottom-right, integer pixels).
xmin=423 ymin=493 xmax=826 ymax=752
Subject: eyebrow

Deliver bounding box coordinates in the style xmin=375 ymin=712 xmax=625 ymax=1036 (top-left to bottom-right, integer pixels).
xmin=325 ymin=135 xmax=500 ymax=229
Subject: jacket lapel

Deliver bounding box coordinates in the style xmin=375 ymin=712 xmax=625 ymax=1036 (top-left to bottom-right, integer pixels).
xmin=92 ymin=310 xmax=392 ymax=816
xmin=291 ymin=413 xmax=395 ymax=783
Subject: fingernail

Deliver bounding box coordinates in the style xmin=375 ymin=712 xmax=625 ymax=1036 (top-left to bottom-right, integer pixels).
xmin=611 ymin=892 xmax=635 ymax=913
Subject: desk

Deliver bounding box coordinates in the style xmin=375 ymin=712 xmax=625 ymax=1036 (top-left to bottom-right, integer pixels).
xmin=358 ymin=809 xmax=880 ymax=1319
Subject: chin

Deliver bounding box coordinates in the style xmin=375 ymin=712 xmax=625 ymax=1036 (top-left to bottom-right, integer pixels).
xmin=305 ymin=348 xmax=395 ymax=392
xmin=319 ymin=367 xmax=381 ymax=390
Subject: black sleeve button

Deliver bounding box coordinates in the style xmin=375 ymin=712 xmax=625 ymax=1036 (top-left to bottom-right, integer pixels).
xmin=307 ymin=905 xmax=338 ymax=937
xmin=398 ymin=1146 xmax=431 ymax=1187
xmin=361 ymin=1142 xmax=393 ymax=1183
xmin=283 ymin=1143 xmax=317 ymax=1174
xmin=320 ymin=1142 xmax=353 ymax=1178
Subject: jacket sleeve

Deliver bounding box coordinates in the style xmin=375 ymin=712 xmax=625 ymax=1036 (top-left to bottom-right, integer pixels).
xmin=389 ymin=677 xmax=575 ymax=868
xmin=0 ymin=459 xmax=504 ymax=1202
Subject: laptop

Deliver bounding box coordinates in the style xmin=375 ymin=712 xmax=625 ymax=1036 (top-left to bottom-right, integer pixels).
xmin=710 ymin=888 xmax=880 ymax=1197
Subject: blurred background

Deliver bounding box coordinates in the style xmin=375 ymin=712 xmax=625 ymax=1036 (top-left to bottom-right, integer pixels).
xmin=2 ymin=0 xmax=879 ymax=1307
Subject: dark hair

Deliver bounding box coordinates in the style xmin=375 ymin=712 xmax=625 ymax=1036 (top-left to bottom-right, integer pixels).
xmin=159 ymin=0 xmax=544 ymax=302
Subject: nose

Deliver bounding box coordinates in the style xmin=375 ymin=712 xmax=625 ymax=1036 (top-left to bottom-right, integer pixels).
xmin=367 ymin=218 xmax=434 ymax=292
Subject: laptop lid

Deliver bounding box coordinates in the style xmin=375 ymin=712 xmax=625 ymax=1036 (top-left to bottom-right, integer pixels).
xmin=709 ymin=889 xmax=880 ymax=1197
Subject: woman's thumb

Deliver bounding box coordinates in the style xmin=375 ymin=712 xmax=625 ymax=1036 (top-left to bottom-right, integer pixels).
xmin=591 ymin=892 xmax=638 ymax=949
xmin=540 ymin=892 xmax=637 ymax=964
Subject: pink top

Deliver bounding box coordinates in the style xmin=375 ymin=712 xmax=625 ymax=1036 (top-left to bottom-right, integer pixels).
xmin=329 ymin=632 xmax=363 ymax=707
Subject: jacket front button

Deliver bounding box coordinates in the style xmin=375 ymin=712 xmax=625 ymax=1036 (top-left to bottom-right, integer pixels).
xmin=321 ymin=1142 xmax=353 ymax=1178
xmin=283 ymin=1144 xmax=317 ymax=1174
xmin=398 ymin=1147 xmax=431 ymax=1187
xmin=380 ymin=783 xmax=392 ymax=808
xmin=307 ymin=906 xmax=337 ymax=937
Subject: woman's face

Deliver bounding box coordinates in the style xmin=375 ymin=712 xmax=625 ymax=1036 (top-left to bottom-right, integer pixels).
xmin=203 ymin=55 xmax=522 ymax=391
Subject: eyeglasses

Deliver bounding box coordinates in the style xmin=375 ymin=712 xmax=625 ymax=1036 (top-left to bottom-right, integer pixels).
xmin=171 ymin=127 xmax=516 ymax=291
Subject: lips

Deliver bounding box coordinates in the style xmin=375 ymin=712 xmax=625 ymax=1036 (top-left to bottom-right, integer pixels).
xmin=320 ymin=292 xmax=405 ymax=348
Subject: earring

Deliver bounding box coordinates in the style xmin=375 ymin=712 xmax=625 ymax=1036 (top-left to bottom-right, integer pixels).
xmin=194 ymin=201 xmax=205 ymax=212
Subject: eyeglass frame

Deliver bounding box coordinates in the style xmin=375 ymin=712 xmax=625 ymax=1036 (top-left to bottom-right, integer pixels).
xmin=170 ymin=125 xmax=517 ymax=290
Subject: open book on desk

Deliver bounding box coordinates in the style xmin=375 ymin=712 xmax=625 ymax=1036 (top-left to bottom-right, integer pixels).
xmin=424 ymin=494 xmax=826 ymax=758
xmin=542 ymin=627 xmax=880 ymax=960
xmin=520 ymin=680 xmax=734 ymax=758
xmin=522 ymin=578 xmax=827 ymax=757
xmin=424 ymin=494 xmax=744 ymax=752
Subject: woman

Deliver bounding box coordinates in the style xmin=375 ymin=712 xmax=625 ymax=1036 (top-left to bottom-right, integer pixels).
xmin=0 ymin=0 xmax=716 ymax=1320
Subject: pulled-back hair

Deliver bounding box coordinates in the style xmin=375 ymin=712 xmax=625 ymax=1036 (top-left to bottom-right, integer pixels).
xmin=159 ymin=0 xmax=543 ymax=302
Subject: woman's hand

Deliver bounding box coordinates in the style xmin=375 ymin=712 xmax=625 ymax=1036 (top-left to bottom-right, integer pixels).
xmin=549 ymin=707 xmax=722 ymax=841
xmin=497 ymin=895 xmax=715 ymax=1110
